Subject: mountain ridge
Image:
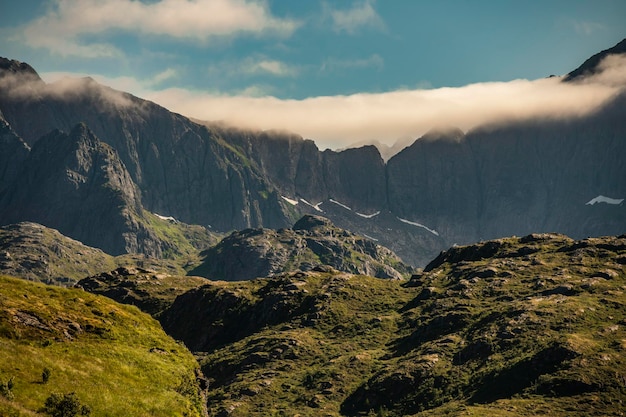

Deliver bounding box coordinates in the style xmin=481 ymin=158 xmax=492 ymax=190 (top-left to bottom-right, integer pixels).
xmin=0 ymin=41 xmax=625 ymax=266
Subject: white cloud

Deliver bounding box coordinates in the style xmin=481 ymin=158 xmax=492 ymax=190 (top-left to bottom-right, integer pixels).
xmin=151 ymin=68 xmax=179 ymax=85
xmin=577 ymin=54 xmax=626 ymax=86
xmin=244 ymin=59 xmax=299 ymax=77
xmin=19 ymin=0 xmax=300 ymax=57
xmin=569 ymin=19 xmax=606 ymax=36
xmin=324 ymin=0 xmax=385 ymax=34
xmin=321 ymin=54 xmax=384 ymax=72
xmin=207 ymin=56 xmax=299 ymax=79
xmin=18 ymin=55 xmax=626 ymax=153
xmin=146 ymin=85 xmax=620 ymax=151
xmin=41 ymin=70 xmax=179 ymax=92
xmin=1 ymin=72 xmax=134 ymax=109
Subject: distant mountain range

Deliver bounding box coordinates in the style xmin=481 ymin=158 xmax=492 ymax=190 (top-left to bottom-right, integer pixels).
xmin=1 ymin=39 xmax=625 ymax=266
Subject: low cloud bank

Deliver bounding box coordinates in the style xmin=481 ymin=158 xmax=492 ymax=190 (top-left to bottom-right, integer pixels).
xmin=5 ymin=55 xmax=626 ymax=151
xmin=144 ymin=54 xmax=626 ymax=150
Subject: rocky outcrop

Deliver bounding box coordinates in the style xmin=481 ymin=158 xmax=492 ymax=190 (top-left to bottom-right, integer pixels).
xmin=0 ymin=221 xmax=116 ymax=284
xmin=189 ymin=215 xmax=413 ymax=280
xmin=0 ymin=124 xmax=161 ymax=256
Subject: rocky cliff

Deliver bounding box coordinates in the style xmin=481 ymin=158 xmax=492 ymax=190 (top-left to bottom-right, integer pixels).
xmin=0 ymin=40 xmax=625 ymax=266
xmin=0 ymin=123 xmax=216 ymax=257
xmin=0 ymin=63 xmax=292 ymax=232
xmin=189 ymin=214 xmax=413 ymax=281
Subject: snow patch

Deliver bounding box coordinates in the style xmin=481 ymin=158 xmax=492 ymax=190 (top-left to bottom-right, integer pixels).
xmin=585 ymin=195 xmax=624 ymax=205
xmin=155 ymin=213 xmax=178 ymax=223
xmin=356 ymin=211 xmax=380 ymax=219
xmin=281 ymin=196 xmax=299 ymax=206
xmin=397 ymin=217 xmax=439 ymax=236
xmin=300 ymin=199 xmax=324 ymax=212
xmin=329 ymin=199 xmax=352 ymax=211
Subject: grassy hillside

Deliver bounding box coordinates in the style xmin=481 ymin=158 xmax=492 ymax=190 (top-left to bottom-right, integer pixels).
xmin=0 ymin=275 xmax=205 ymax=417
xmin=344 ymin=233 xmax=626 ymax=416
xmin=159 ymin=271 xmax=417 ymax=416
xmin=5 ymin=227 xmax=624 ymax=416
xmin=153 ymin=233 xmax=626 ymax=416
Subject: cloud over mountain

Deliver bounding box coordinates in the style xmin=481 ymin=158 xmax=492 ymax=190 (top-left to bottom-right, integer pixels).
xmin=141 ymin=54 xmax=626 ymax=149
xmin=11 ymin=51 xmax=626 ymax=151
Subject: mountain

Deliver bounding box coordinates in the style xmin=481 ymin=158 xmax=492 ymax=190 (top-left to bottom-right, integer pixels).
xmin=0 ymin=61 xmax=293 ymax=233
xmin=563 ymin=38 xmax=626 ymax=82
xmin=132 ymin=233 xmax=625 ymax=416
xmin=0 ymin=274 xmax=205 ymax=416
xmin=0 ymin=117 xmax=29 ymax=195
xmin=0 ymin=222 xmax=116 ymax=285
xmin=0 ymin=40 xmax=625 ymax=266
xmin=0 ymin=221 xmax=207 ymax=285
xmin=188 ymin=214 xmax=413 ymax=280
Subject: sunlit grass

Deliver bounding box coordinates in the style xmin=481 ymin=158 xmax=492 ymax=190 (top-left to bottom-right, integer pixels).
xmin=0 ymin=275 xmax=203 ymax=416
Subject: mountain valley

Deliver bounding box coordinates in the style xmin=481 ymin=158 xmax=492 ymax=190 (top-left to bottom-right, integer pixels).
xmin=0 ymin=39 xmax=625 ymax=416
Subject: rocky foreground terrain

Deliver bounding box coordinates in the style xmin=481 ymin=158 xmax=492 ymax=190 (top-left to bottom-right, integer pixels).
xmin=20 ymin=231 xmax=618 ymax=416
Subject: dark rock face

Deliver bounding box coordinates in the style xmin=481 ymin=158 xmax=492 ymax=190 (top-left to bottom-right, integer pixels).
xmin=224 ymin=128 xmax=387 ymax=211
xmin=0 ymin=47 xmax=625 ymax=265
xmin=0 ymin=118 xmax=29 ymax=194
xmin=0 ymin=123 xmax=165 ymax=256
xmin=0 ymin=64 xmax=291 ymax=232
xmin=386 ymin=92 xmax=626 ymax=250
xmin=189 ymin=215 xmax=413 ymax=280
xmin=387 ymin=128 xmax=480 ymax=244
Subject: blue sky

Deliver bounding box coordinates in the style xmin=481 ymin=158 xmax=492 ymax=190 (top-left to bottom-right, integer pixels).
xmin=1 ymin=0 xmax=625 ymax=149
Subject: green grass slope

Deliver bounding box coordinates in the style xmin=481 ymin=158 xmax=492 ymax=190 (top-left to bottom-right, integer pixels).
xmin=151 ymin=233 xmax=625 ymax=416
xmin=0 ymin=275 xmax=205 ymax=417
xmin=159 ymin=271 xmax=417 ymax=416
xmin=343 ymin=233 xmax=626 ymax=416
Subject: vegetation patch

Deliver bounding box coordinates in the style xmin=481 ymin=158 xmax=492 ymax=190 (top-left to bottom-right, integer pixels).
xmin=0 ymin=275 xmax=204 ymax=417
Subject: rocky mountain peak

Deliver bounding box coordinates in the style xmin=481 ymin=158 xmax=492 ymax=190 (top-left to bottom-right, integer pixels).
xmin=563 ymin=38 xmax=626 ymax=82
xmin=292 ymin=214 xmax=334 ymax=232
xmin=0 ymin=57 xmax=40 ymax=80
xmin=189 ymin=215 xmax=413 ymax=280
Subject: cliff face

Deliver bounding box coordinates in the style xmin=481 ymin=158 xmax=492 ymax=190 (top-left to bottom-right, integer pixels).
xmin=0 ymin=118 xmax=29 ymax=194
xmin=386 ymin=93 xmax=626 ymax=247
xmin=0 ymin=122 xmax=221 ymax=258
xmin=0 ymin=43 xmax=625 ymax=265
xmin=0 ymin=123 xmax=151 ymax=255
xmin=0 ymin=68 xmax=292 ymax=232
xmin=221 ymin=128 xmax=387 ymax=211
